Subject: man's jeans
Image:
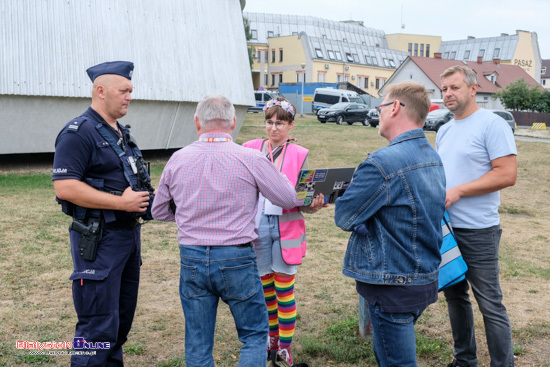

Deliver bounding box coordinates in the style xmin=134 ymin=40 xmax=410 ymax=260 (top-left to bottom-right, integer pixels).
xmin=443 ymin=225 xmax=514 ymax=367
xmin=368 ymin=303 xmax=424 ymax=367
xmin=179 ymin=245 xmax=268 ymax=367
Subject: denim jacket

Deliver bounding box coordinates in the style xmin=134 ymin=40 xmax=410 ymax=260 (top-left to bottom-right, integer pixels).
xmin=335 ymin=129 xmax=446 ymax=286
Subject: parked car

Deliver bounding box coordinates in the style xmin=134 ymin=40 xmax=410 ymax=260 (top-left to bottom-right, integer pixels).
xmin=365 ymin=109 xmax=379 ymax=127
xmin=489 ymin=110 xmax=516 ymax=133
xmin=424 ymin=108 xmax=453 ymax=132
xmin=317 ymin=102 xmax=370 ymax=125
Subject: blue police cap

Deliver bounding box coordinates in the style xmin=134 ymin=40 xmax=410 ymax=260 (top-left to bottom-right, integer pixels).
xmin=86 ymin=61 xmax=134 ymax=82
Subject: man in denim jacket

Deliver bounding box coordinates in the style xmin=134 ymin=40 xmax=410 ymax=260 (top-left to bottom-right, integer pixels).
xmin=335 ymin=81 xmax=446 ymax=367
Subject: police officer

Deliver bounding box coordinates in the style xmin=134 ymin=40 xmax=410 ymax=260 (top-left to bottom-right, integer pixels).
xmin=53 ymin=61 xmax=153 ymax=366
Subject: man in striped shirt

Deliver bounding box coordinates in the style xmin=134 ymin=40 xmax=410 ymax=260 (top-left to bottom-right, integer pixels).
xmin=152 ymin=95 xmax=300 ymax=367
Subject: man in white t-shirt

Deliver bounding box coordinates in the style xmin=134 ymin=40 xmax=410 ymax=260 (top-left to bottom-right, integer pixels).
xmin=436 ymin=65 xmax=517 ymax=367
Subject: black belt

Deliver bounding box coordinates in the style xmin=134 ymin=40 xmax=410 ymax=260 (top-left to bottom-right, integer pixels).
xmin=103 ymin=218 xmax=140 ymax=229
xmin=236 ymin=242 xmax=252 ymax=248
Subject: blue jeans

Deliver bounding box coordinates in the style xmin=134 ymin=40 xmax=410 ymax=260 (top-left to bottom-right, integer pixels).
xmin=443 ymin=225 xmax=514 ymax=367
xmin=179 ymin=245 xmax=268 ymax=367
xmin=368 ymin=302 xmax=424 ymax=367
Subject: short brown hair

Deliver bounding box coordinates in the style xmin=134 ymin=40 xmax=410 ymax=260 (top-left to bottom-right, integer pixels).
xmin=440 ymin=65 xmax=478 ymax=87
xmin=383 ymin=81 xmax=430 ymax=125
xmin=264 ymin=97 xmax=296 ymax=122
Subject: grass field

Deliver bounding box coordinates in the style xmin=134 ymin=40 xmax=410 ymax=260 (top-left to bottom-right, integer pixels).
xmin=1 ymin=113 xmax=549 ymax=366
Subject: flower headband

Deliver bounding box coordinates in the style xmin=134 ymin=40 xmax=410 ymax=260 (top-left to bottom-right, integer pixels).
xmin=263 ymin=99 xmax=296 ymax=118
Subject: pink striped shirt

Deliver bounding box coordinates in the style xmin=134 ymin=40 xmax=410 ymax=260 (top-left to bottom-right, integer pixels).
xmin=151 ymin=133 xmax=299 ymax=246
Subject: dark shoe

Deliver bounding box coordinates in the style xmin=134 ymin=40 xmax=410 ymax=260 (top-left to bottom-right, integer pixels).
xmin=447 ymin=360 xmax=466 ymax=367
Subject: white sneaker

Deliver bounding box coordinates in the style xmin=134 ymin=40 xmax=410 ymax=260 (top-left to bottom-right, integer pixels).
xmin=278 ymin=347 xmax=293 ymax=365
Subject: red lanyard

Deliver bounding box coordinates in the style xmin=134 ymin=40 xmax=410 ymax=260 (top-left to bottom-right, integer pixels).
xmin=267 ymin=139 xmax=289 ymax=171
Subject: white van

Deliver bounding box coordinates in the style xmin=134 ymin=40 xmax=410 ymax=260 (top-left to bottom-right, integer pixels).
xmin=248 ymin=91 xmax=281 ymax=113
xmin=313 ymin=88 xmax=362 ymax=114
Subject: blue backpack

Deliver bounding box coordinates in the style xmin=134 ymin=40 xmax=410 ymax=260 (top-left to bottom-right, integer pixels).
xmin=438 ymin=211 xmax=468 ymax=291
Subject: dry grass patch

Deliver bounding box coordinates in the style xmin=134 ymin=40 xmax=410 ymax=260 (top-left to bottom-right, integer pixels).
xmin=1 ymin=114 xmax=549 ymax=366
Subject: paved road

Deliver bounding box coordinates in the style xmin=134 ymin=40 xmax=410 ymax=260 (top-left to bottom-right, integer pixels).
xmin=514 ymin=135 xmax=550 ymax=144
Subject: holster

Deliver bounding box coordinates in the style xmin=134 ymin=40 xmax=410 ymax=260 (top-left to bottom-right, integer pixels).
xmin=70 ymin=217 xmax=103 ymax=261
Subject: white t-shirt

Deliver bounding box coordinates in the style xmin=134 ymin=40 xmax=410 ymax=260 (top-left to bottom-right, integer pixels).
xmin=436 ymin=108 xmax=517 ymax=228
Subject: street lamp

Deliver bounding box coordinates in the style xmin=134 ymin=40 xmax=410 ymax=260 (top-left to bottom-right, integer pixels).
xmin=300 ymin=63 xmax=306 ymax=118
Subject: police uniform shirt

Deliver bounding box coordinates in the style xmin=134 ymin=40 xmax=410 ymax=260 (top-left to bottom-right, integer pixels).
xmin=53 ymin=107 xmax=130 ymax=196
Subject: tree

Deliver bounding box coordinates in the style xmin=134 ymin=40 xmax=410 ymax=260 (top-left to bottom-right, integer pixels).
xmin=243 ymin=16 xmax=255 ymax=69
xmin=494 ymin=79 xmax=532 ymax=111
xmin=494 ymin=79 xmax=550 ymax=112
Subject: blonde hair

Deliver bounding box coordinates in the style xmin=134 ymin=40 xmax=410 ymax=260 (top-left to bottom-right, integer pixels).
xmin=383 ymin=81 xmax=430 ymax=125
xmin=441 ymin=65 xmax=478 ymax=87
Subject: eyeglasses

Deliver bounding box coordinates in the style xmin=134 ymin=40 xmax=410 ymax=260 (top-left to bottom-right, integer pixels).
xmin=265 ymin=120 xmax=289 ymax=129
xmin=375 ymin=101 xmax=406 ymax=114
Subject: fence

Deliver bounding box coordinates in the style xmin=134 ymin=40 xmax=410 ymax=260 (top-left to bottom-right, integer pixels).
xmin=510 ymin=111 xmax=550 ymax=126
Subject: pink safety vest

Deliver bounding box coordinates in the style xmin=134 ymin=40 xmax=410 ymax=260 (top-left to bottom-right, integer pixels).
xmin=243 ymin=139 xmax=309 ymax=265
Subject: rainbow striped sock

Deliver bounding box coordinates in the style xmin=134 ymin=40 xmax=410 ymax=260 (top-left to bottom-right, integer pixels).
xmin=274 ymin=273 xmax=296 ymax=349
xmin=261 ymin=273 xmax=279 ymax=337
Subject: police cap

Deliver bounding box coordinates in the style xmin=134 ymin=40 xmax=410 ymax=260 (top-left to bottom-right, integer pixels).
xmin=86 ymin=61 xmax=134 ymax=82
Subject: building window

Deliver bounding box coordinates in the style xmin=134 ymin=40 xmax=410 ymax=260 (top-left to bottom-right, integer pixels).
xmin=493 ymin=48 xmax=500 ymax=58
xmin=337 ymin=74 xmax=341 ymax=83
xmin=414 ymin=43 xmax=418 ymax=56
xmin=272 ymin=49 xmax=275 ymax=63
xmin=292 ymin=31 xmax=298 ymax=35
xmin=346 ymin=53 xmax=353 ymax=62
xmin=371 ymin=57 xmax=378 ymax=66
xmin=271 ymin=74 xmax=275 ymax=86
xmin=357 ymin=76 xmax=362 ymax=87
xmin=335 ymin=51 xmax=342 ymax=60
xmin=343 ymin=38 xmax=348 ymax=42
xmin=464 ymin=50 xmax=471 ymax=59
xmin=268 ymin=31 xmax=274 ymax=38
xmin=315 ymin=48 xmax=323 ymax=58
xmin=279 ymin=49 xmax=283 ymax=62
xmin=389 ymin=59 xmax=396 ymax=68
xmin=251 ymin=30 xmax=257 ymax=40
xmin=328 ymin=50 xmax=335 ymax=60
xmin=420 ymin=44 xmax=424 ymax=57
xmin=543 ymin=79 xmax=546 ymax=86
xmin=257 ymin=52 xmax=261 ymax=62
xmin=479 ymin=49 xmax=485 ymax=58
xmin=365 ymin=55 xmax=371 ymax=65
xmin=264 ymin=51 xmax=268 ymax=62
xmin=322 ymin=34 xmax=327 ymax=39
xmin=383 ymin=58 xmax=390 ymax=67
xmin=376 ymin=78 xmax=385 ymax=89
xmin=444 ymin=52 xmax=449 ymax=59
xmin=318 ymin=72 xmax=326 ymax=83
xmin=408 ymin=43 xmax=412 ymax=55
xmin=364 ymin=77 xmax=369 ymax=88
xmin=279 ymin=74 xmax=283 ymax=84
xmin=541 ymin=67 xmax=547 ymax=74
xmin=353 ymin=54 xmax=359 ymax=63
xmin=450 ymin=51 xmax=457 ymax=59
xmin=426 ymin=44 xmax=430 ymax=57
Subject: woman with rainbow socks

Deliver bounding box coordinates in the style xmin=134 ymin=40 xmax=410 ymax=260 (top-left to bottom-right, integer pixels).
xmin=244 ymin=97 xmax=328 ymax=365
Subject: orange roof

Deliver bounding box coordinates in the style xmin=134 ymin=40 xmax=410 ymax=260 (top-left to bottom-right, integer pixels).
xmin=409 ymin=56 xmax=541 ymax=93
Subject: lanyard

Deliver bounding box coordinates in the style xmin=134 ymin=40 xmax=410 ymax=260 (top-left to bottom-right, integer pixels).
xmin=267 ymin=138 xmax=290 ymax=171
xmin=199 ymin=137 xmax=232 ymax=142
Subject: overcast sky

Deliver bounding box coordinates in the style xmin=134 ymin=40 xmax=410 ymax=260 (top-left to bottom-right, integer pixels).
xmin=243 ymin=0 xmax=549 ymax=59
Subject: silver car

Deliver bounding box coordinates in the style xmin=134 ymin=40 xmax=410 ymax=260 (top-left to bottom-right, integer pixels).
xmin=489 ymin=110 xmax=516 ymax=133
